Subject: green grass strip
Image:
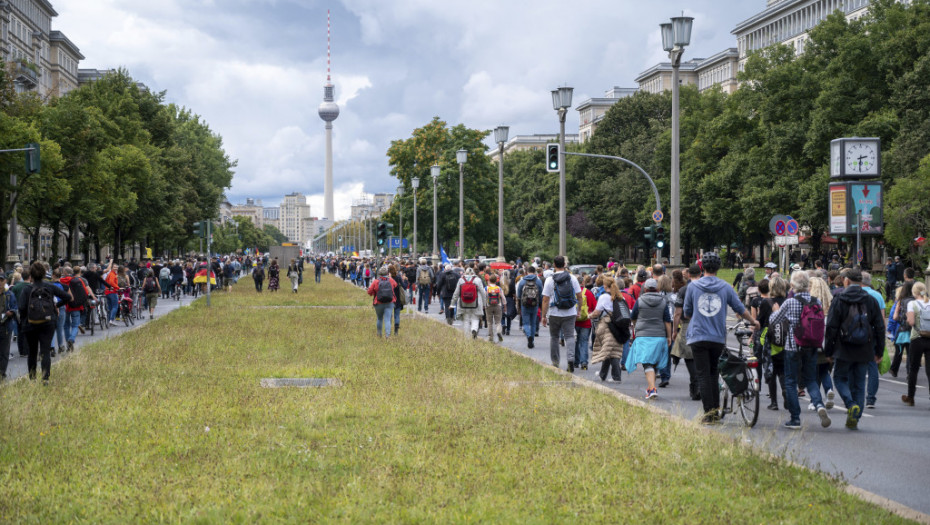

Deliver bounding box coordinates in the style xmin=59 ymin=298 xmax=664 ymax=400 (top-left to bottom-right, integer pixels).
xmin=0 ymin=275 xmax=913 ymax=523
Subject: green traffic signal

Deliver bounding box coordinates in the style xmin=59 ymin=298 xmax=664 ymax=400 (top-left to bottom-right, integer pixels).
xmin=546 ymin=143 xmax=560 ymax=173
xmin=655 ymin=224 xmax=665 ymax=249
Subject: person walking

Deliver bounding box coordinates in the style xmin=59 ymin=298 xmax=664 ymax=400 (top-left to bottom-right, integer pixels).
xmin=252 ymin=263 xmax=265 ymax=292
xmin=502 ymin=269 xmax=516 ymax=336
xmin=416 ymin=258 xmax=434 ymax=314
xmin=314 ymin=258 xmax=323 ymax=283
xmin=485 ymin=273 xmax=506 ymax=342
xmin=627 ymin=278 xmax=672 ymax=399
xmin=268 ymin=259 xmax=280 ymax=292
xmin=367 ymin=266 xmax=397 ymax=337
xmin=902 ymin=282 xmax=930 ymax=406
xmin=287 ymin=259 xmax=300 ymax=293
xmin=823 ymin=268 xmax=885 ymax=430
xmin=889 ymin=281 xmax=915 ymax=377
xmin=540 ymin=256 xmax=583 ymax=372
xmin=683 ymin=252 xmax=759 ymax=424
xmin=574 ymin=275 xmax=596 ymax=370
xmin=451 ymin=268 xmax=487 ymax=339
xmin=142 ymin=269 xmax=160 ymax=319
xmin=861 ymin=271 xmax=886 ymax=409
xmin=672 ymin=264 xmax=703 ymax=400
xmin=589 ymin=276 xmax=627 ymax=382
xmin=767 ymin=271 xmax=832 ymax=430
xmin=17 ymin=261 xmax=72 ymax=384
xmin=389 ymin=264 xmax=406 ymax=334
xmin=516 ymin=265 xmax=543 ymax=348
xmin=0 ymin=275 xmax=16 ymax=380
xmin=439 ymin=263 xmax=461 ymax=326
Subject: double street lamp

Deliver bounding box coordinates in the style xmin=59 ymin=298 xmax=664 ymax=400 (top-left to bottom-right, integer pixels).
xmin=660 ymin=15 xmax=693 ymax=266
xmin=396 ymin=185 xmax=404 ymax=254
xmin=494 ymin=125 xmax=509 ymax=261
xmin=456 ymin=148 xmax=468 ymax=260
xmin=412 ymin=176 xmax=419 ymax=257
xmin=431 ymin=164 xmax=440 ymax=258
xmin=551 ymin=86 xmax=573 ymax=257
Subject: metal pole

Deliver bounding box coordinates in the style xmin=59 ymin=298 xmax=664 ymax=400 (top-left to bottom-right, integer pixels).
xmin=459 ymin=162 xmax=464 ymax=260
xmin=432 ymin=178 xmax=438 ymax=258
xmin=206 ymin=221 xmax=211 ymax=307
xmin=558 ymin=109 xmax=567 ymax=257
xmin=498 ymin=141 xmax=505 ymax=261
xmin=413 ymin=190 xmax=418 ymax=257
xmin=399 ymin=200 xmax=403 ymax=256
xmin=670 ymin=49 xmax=682 ymax=266
xmin=856 ymin=211 xmax=862 ymax=267
xmin=9 ymin=173 xmax=17 ymax=266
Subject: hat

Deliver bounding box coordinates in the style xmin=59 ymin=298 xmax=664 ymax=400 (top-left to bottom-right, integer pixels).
xmin=465 ymin=268 xmax=475 ymax=276
xmin=790 ymin=263 xmax=802 ymax=271
xmin=644 ymin=278 xmax=658 ymax=290
xmin=764 ymin=262 xmax=777 ymax=269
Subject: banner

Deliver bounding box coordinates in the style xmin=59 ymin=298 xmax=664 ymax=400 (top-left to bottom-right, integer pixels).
xmin=828 ymin=181 xmax=883 ymax=235
xmin=829 ymin=184 xmax=846 ymax=234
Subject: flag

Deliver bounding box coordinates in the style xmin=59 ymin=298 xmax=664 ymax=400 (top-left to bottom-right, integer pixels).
xmin=353 ymin=251 xmax=359 ymax=257
xmin=440 ymin=245 xmax=450 ymax=264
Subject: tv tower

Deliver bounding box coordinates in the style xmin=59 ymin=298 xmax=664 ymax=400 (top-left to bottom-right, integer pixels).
xmin=318 ymin=9 xmax=339 ymax=221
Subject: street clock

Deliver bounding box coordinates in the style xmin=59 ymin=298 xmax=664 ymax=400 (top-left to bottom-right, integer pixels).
xmin=831 ymin=137 xmax=880 ymax=178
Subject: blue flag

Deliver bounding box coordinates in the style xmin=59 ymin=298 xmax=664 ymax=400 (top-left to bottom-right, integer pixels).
xmin=440 ymin=245 xmax=450 ymax=264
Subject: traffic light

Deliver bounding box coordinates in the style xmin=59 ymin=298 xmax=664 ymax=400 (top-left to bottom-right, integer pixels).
xmin=546 ymin=143 xmax=560 ymax=173
xmin=384 ymin=222 xmax=394 ymax=238
xmin=193 ymin=220 xmax=204 ymax=238
xmin=643 ymin=225 xmax=655 ymax=247
xmin=377 ymin=221 xmax=387 ymax=246
xmin=25 ymin=142 xmax=40 ymax=173
xmin=655 ymin=224 xmax=665 ymax=249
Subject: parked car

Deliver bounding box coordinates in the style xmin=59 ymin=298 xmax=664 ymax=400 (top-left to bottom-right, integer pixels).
xmin=569 ymin=264 xmax=599 ymax=277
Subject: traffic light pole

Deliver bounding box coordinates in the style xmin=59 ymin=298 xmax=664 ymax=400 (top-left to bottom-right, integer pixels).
xmin=564 ymin=152 xmax=661 ymax=213
xmin=206 ymin=221 xmax=212 ymax=307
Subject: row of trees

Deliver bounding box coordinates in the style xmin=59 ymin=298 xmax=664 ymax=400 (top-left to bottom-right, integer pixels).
xmin=0 ymin=66 xmax=235 ymax=263
xmin=384 ymin=0 xmax=930 ymax=266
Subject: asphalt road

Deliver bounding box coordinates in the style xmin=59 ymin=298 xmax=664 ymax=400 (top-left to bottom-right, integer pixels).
xmin=413 ymin=300 xmax=930 ymax=517
xmin=4 ymin=292 xmax=198 ymax=382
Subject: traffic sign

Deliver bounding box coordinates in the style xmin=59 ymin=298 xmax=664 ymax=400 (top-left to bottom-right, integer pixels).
xmin=857 ymin=249 xmax=864 ymax=263
xmin=769 ymin=214 xmax=789 ymax=235
xmin=652 ymin=210 xmax=664 ymax=223
xmin=775 ymin=235 xmax=799 ymax=246
xmin=786 ymin=219 xmax=799 ymax=236
xmin=775 ymin=220 xmax=786 ymax=236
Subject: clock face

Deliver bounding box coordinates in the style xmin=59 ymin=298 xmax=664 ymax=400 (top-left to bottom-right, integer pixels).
xmin=845 ymin=142 xmax=878 ymax=175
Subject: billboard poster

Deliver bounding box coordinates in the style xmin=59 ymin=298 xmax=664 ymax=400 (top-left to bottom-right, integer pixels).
xmin=849 ymin=182 xmax=882 ymax=235
xmin=829 ymin=184 xmax=847 ymax=234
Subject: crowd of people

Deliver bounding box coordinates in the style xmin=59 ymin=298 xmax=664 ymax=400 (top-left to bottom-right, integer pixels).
xmin=323 ymin=249 xmax=924 ymax=429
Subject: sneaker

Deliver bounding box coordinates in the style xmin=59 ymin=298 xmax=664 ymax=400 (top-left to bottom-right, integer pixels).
xmin=497 ymin=333 xmax=503 ymax=342
xmin=825 ymin=389 xmax=835 ymax=410
xmin=901 ymin=395 xmax=915 ymax=406
xmin=807 ymin=402 xmax=816 ymax=411
xmin=528 ymin=338 xmax=534 ymax=349
xmin=866 ymin=402 xmax=875 ymax=409
xmin=817 ymin=406 xmax=832 ymax=428
xmin=846 ymin=405 xmax=861 ymax=430
xmin=784 ymin=419 xmax=802 ymax=430
xmin=67 ymin=341 xmax=74 ymax=353
xmin=551 ymin=361 xmax=559 ymax=368
xmin=50 ymin=348 xmax=56 ymax=357
xmin=581 ymin=364 xmax=588 ymax=371
xmin=567 ymin=361 xmax=574 ymax=373
xmin=798 ymin=389 xmax=806 ymax=398
xmin=599 ymin=375 xmax=606 ymax=382
xmin=658 ymin=380 xmax=670 ymax=388
xmin=646 ymin=388 xmax=658 ymax=399
xmin=471 ymin=330 xmax=477 ymax=339
xmin=78 ymin=325 xmax=85 ymax=334
xmin=701 ymin=413 xmax=720 ymax=425
xmin=767 ymin=403 xmax=778 ymax=411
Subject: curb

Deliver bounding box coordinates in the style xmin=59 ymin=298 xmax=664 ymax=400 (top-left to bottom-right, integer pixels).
xmin=409 ymin=308 xmax=930 ymax=525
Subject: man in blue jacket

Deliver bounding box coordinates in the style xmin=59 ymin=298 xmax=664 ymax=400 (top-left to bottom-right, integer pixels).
xmin=683 ymin=252 xmax=759 ymax=424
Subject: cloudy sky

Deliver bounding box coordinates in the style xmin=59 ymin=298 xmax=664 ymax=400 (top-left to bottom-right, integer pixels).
xmin=56 ymin=0 xmax=761 ymax=220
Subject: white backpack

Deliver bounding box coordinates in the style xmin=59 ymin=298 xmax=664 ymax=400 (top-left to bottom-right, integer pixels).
xmin=917 ymin=301 xmax=930 ymax=338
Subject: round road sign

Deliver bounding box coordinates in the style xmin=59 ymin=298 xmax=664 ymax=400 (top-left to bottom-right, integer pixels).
xmin=786 ymin=219 xmax=799 ymax=236
xmin=857 ymin=249 xmax=864 ymax=263
xmin=775 ymin=220 xmax=786 ymax=236
xmin=652 ymin=210 xmax=664 ymax=223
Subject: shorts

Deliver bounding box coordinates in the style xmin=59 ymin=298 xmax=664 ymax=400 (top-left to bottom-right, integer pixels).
xmin=146 ymin=293 xmax=158 ymax=309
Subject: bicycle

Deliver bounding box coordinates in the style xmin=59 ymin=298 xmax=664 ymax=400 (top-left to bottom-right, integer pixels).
xmin=116 ymin=288 xmax=135 ymax=326
xmin=172 ymin=280 xmax=183 ymax=301
xmin=720 ymin=321 xmax=761 ymax=427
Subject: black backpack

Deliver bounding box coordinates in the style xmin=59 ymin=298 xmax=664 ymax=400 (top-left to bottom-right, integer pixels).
xmin=552 ymin=272 xmax=577 ymax=310
xmin=444 ymin=271 xmax=460 ymax=296
xmin=376 ymin=277 xmax=394 ymax=304
xmin=27 ymin=285 xmax=57 ymax=325
xmin=608 ymin=296 xmax=632 ymax=344
xmin=840 ymin=300 xmax=872 ymax=346
xmin=143 ymin=277 xmax=156 ymax=293
xmin=68 ymin=278 xmax=89 ymax=308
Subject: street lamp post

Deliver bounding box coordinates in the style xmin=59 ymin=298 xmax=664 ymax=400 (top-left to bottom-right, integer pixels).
xmin=412 ymin=177 xmax=419 ymax=257
xmin=551 ymin=87 xmax=573 ymax=258
xmin=456 ymin=149 xmax=468 ymax=261
xmin=494 ymin=125 xmax=509 ymax=261
xmin=431 ymin=164 xmax=440 ymax=259
xmin=396 ymin=185 xmax=404 ymax=255
xmin=661 ymin=15 xmax=693 ymax=266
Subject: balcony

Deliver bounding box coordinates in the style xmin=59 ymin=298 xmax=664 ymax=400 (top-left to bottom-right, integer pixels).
xmin=15 ymin=61 xmax=39 ymax=90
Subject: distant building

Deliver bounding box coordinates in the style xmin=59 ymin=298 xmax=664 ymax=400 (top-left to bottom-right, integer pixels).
xmin=78 ymin=68 xmax=149 ymax=91
xmin=488 ymin=134 xmax=580 ymax=163
xmin=696 ymin=48 xmax=739 ymax=94
xmin=231 ymin=198 xmax=265 ymax=228
xmin=575 ymin=87 xmax=638 ymax=143
xmin=279 ymin=192 xmax=312 ymax=245
xmin=48 ymin=30 xmax=82 ymax=96
xmin=635 ymin=58 xmax=702 ymax=95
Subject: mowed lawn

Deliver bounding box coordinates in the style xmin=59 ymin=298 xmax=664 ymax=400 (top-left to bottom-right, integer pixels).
xmin=0 ymin=274 xmax=912 ymax=523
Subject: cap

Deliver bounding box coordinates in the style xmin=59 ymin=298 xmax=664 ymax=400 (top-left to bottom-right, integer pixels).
xmin=791 ymin=263 xmax=802 ymax=271
xmin=644 ymin=278 xmax=658 ymax=290
xmin=765 ymin=262 xmax=777 ymax=269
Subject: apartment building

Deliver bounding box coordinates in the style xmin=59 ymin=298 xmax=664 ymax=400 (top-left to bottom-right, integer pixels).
xmin=576 ymin=87 xmax=638 ymax=143
xmin=488 ymin=134 xmax=580 ymax=162
xmin=279 ymin=192 xmax=312 ymax=245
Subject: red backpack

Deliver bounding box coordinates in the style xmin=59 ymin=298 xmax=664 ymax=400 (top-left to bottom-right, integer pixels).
xmin=460 ymin=277 xmax=478 ymax=307
xmin=794 ymin=296 xmax=825 ymax=348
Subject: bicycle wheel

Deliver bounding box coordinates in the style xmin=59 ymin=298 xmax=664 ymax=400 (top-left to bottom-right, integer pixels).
xmin=738 ymin=389 xmax=760 ymax=427
xmin=86 ymin=308 xmax=95 ymax=336
xmin=720 ymin=380 xmax=731 ymax=418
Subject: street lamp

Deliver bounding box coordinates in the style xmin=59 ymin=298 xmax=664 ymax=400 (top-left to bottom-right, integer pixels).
xmin=396 ymin=185 xmax=404 ymax=256
xmin=494 ymin=125 xmax=509 ymax=261
xmin=412 ymin=176 xmax=419 ymax=257
xmin=551 ymin=86 xmax=573 ymax=257
xmin=456 ymin=148 xmax=468 ymax=261
xmin=431 ymin=164 xmax=440 ymax=258
xmin=661 ymin=15 xmax=693 ymax=266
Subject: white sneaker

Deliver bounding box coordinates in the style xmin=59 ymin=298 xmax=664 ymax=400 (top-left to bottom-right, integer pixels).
xmin=817 ymin=406 xmax=832 ymax=428
xmin=807 ymin=402 xmax=816 ymax=411
xmin=826 ymin=390 xmax=835 ymax=410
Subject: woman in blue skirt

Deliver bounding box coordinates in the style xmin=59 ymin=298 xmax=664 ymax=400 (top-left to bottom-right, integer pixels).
xmin=626 ymin=278 xmax=672 ymax=399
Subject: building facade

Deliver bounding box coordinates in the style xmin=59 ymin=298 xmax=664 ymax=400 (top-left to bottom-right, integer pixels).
xmin=488 ymin=134 xmax=580 ymax=162
xmin=576 ymin=87 xmax=638 ymax=143
xmin=635 ymin=58 xmax=701 ymax=95
xmin=230 ymin=198 xmax=265 ymax=229
xmin=279 ymin=192 xmax=312 ymax=245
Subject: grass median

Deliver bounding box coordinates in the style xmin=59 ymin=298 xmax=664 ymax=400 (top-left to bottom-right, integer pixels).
xmin=0 ymin=274 xmax=913 ymax=523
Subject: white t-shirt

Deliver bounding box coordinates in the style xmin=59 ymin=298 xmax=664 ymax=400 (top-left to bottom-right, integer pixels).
xmin=595 ymin=293 xmax=613 ymax=314
xmin=542 ymin=270 xmax=582 ymax=317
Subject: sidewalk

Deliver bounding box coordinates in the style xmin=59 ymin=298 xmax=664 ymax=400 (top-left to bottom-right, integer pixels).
xmin=4 ymin=292 xmax=199 ymax=381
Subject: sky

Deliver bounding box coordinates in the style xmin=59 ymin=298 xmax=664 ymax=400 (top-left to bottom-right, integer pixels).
xmin=55 ymin=0 xmax=763 ymax=221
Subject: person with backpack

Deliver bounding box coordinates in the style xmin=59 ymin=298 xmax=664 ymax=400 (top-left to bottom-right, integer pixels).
xmin=889 ymin=281 xmax=915 ymax=377
xmin=902 ymin=282 xmax=930 ymax=406
xmin=502 ymin=269 xmax=516 ymax=336
xmin=767 ymin=271 xmax=831 ymax=430
xmin=0 ymin=274 xmax=17 ymax=380
xmin=589 ymin=276 xmax=628 ymax=382
xmin=627 ymin=278 xmax=672 ymax=398
xmin=438 ymin=263 xmax=462 ymax=325
xmin=485 ymin=273 xmax=506 ymax=342
xmin=738 ymin=267 xmax=759 ymax=307
xmin=683 ymin=252 xmax=760 ymax=424
xmin=314 ymin=258 xmax=323 ymax=283
xmin=451 ymin=268 xmax=487 ymax=339
xmin=389 ymin=264 xmax=407 ymax=334
xmin=416 ymin=258 xmax=434 ymax=314
xmin=823 ymin=268 xmax=885 ymax=430
xmin=759 ymin=277 xmax=789 ymax=410
xmin=672 ymin=264 xmax=703 ymax=401
xmin=516 ymin=264 xmax=543 ymax=349
xmin=540 ymin=256 xmax=583 ymax=372
xmin=252 ymin=262 xmax=265 ymax=292
xmin=142 ymin=269 xmax=161 ymax=319
xmin=17 ymin=261 xmax=72 ymax=384
xmin=367 ymin=266 xmax=398 ymax=337
xmin=574 ymin=275 xmax=596 ymax=370
xmin=59 ymin=267 xmax=90 ymax=352
xmin=159 ymin=264 xmax=172 ymax=299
